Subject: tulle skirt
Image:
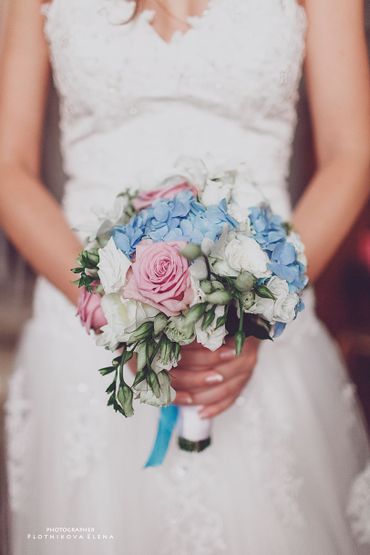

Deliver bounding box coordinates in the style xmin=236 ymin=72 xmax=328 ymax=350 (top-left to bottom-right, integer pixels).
xmin=5 ymin=277 xmax=370 ymax=555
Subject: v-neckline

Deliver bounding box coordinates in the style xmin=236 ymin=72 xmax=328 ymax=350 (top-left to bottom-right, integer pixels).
xmin=134 ymin=0 xmax=218 ymax=47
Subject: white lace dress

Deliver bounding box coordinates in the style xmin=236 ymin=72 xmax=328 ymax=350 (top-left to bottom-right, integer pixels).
xmin=5 ymin=1 xmax=370 ymax=554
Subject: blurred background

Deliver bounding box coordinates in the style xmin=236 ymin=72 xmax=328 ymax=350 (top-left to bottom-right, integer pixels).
xmin=0 ymin=2 xmax=369 ymax=554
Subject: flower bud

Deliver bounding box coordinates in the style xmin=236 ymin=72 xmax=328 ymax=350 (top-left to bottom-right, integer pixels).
xmin=205 ymin=290 xmax=232 ymax=305
xmin=235 ymin=271 xmax=254 ymax=292
xmin=165 ymin=318 xmax=195 ymax=345
xmin=200 ymin=280 xmax=213 ymax=294
xmin=154 ymin=313 xmax=169 ymax=335
xmin=127 ymin=322 xmax=153 ymax=343
xmin=180 ymin=243 xmax=202 ymax=261
xmin=210 ymin=280 xmax=225 ymax=291
xmin=160 ymin=336 xmax=172 ymax=365
xmin=182 ymin=303 xmax=207 ymax=325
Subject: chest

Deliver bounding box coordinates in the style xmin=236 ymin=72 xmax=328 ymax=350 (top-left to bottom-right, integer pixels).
xmin=43 ymin=0 xmax=306 ymax=122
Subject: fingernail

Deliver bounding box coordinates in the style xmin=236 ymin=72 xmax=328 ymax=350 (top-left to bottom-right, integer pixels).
xmin=219 ymin=349 xmax=235 ymax=360
xmin=176 ymin=394 xmax=193 ymax=405
xmin=205 ymin=373 xmax=224 ymax=384
xmin=199 ymin=408 xmax=212 ymax=419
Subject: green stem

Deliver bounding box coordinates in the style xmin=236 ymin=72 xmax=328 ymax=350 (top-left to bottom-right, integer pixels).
xmin=238 ymin=299 xmax=244 ymax=333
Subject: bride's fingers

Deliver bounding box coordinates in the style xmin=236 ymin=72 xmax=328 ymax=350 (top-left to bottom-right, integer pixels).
xmin=170 ymin=368 xmax=224 ymax=392
xmin=190 ymin=373 xmax=248 ymax=407
xmin=179 ymin=343 xmax=236 ymax=368
xmin=198 ymin=393 xmax=238 ymax=419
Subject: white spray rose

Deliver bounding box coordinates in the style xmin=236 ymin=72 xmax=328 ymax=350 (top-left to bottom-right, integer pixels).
xmin=267 ymin=276 xmax=299 ymax=323
xmin=222 ymin=234 xmax=271 ymax=279
xmin=247 ymin=297 xmax=275 ymax=322
xmin=97 ymin=293 xmax=158 ymax=351
xmin=246 ymin=277 xmax=299 ymax=324
xmin=98 ymin=237 xmax=131 ymax=295
xmin=273 ymin=292 xmax=299 ymax=323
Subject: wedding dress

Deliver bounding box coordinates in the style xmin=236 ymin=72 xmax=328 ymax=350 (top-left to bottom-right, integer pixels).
xmin=5 ymin=1 xmax=370 ymax=554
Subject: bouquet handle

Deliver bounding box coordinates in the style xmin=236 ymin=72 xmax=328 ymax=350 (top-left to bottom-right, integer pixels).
xmin=178 ymin=406 xmax=212 ymax=452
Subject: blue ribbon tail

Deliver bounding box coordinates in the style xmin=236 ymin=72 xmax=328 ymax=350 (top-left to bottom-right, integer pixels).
xmin=144 ymin=405 xmax=179 ymax=468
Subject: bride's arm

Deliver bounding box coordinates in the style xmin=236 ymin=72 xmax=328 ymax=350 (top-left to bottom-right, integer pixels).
xmin=0 ymin=0 xmax=81 ymax=304
xmin=173 ymin=0 xmax=370 ymax=416
xmin=293 ymin=0 xmax=370 ymax=281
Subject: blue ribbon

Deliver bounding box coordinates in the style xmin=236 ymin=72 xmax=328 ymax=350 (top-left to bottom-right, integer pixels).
xmin=144 ymin=405 xmax=179 ymax=468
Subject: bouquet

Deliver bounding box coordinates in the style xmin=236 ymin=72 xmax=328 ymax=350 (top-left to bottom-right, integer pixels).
xmin=74 ymin=158 xmax=308 ymax=466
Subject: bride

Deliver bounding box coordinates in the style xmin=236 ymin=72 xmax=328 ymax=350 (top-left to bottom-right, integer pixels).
xmin=0 ymin=0 xmax=369 ymax=553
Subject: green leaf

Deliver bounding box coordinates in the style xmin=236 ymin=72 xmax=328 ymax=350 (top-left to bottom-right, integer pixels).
xmin=147 ymin=371 xmax=161 ymax=398
xmin=255 ymin=285 xmax=276 ymax=300
xmin=133 ymin=369 xmax=147 ymax=388
xmin=202 ymin=306 xmax=216 ymax=330
xmin=215 ymin=314 xmax=226 ymax=329
xmin=71 ymin=267 xmax=84 ymax=274
xmin=122 ymin=349 xmax=134 ymax=364
xmin=99 ymin=366 xmax=115 ymax=376
xmin=117 ymin=385 xmax=134 ymax=417
xmin=107 ymin=392 xmax=115 ymax=407
xmin=105 ymin=381 xmax=116 ymax=394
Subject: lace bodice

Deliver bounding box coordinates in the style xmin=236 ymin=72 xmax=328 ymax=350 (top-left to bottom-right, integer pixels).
xmin=41 ymin=0 xmax=306 ymax=228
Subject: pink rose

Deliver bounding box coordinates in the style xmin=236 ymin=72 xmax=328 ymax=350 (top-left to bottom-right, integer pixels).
xmin=132 ymin=181 xmax=198 ymax=211
xmin=123 ymin=241 xmax=194 ymax=316
xmin=77 ymin=288 xmax=107 ymax=332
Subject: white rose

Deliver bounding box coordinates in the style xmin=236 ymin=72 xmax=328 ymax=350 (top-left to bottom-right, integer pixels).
xmin=97 ymin=293 xmax=158 ymax=351
xmin=224 ymin=234 xmax=271 ymax=279
xmin=97 ymin=237 xmax=131 ymax=294
xmin=246 ymin=297 xmax=275 ymax=322
xmin=273 ymin=293 xmax=299 ymax=323
xmin=266 ymin=276 xmax=299 ymax=323
xmin=267 ymin=276 xmax=289 ymax=299
xmin=195 ymin=306 xmax=227 ymax=351
xmin=201 ymin=179 xmax=232 ymax=207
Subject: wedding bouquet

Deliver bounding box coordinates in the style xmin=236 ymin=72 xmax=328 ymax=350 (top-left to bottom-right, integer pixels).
xmin=74 ymin=158 xmax=308 ymax=465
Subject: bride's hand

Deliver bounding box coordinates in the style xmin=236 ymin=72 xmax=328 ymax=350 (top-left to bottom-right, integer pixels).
xmin=171 ymin=337 xmax=259 ymax=418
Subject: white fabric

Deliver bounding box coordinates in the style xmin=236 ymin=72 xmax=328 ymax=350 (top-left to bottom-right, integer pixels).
xmin=5 ymin=1 xmax=370 ymax=553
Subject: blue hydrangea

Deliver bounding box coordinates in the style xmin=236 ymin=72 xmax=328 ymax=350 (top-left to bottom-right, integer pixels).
xmin=249 ymin=205 xmax=308 ymax=293
xmin=112 ymin=192 xmax=238 ymax=257
xmin=249 ymin=205 xmax=287 ymax=252
xmin=268 ymin=242 xmax=308 ymax=293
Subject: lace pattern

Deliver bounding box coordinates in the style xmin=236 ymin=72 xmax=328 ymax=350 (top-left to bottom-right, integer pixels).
xmin=5 ymin=369 xmax=32 ymax=512
xmin=348 ymin=464 xmax=370 ymax=545
xmin=156 ymin=452 xmax=227 ymax=555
